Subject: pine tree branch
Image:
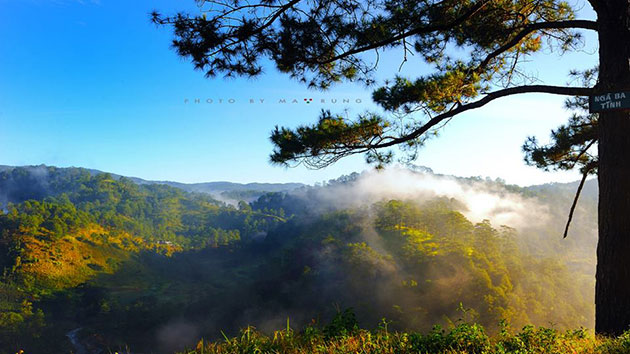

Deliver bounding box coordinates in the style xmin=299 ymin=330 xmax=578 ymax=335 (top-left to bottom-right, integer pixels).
xmin=478 ymin=20 xmax=598 ymax=69
xmin=312 ymin=0 xmax=493 ymax=65
xmin=371 ymin=85 xmax=594 ymax=149
xmin=317 ymin=18 xmax=597 ymax=66
xmin=275 ymin=85 xmax=595 ymax=168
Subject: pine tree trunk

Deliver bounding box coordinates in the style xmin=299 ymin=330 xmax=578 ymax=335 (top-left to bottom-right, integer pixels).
xmin=595 ymin=0 xmax=630 ymax=336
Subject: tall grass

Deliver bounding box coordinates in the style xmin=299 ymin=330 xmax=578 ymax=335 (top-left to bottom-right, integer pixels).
xmin=178 ymin=321 xmax=630 ymax=354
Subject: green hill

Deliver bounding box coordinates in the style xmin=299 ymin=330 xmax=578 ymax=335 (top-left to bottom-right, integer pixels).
xmin=0 ymin=166 xmax=598 ymax=353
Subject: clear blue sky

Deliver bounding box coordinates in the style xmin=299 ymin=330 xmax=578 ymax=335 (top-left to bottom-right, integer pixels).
xmin=0 ymin=0 xmax=598 ymax=185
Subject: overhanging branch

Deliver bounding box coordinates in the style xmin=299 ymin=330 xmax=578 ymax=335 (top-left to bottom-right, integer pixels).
xmin=372 ymin=85 xmax=594 ymax=148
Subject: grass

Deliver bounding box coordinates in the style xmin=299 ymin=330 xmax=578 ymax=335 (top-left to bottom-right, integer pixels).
xmin=177 ymin=322 xmax=630 ymax=354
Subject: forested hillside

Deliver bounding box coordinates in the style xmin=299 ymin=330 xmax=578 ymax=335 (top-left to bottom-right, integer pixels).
xmin=0 ymin=166 xmax=597 ymax=353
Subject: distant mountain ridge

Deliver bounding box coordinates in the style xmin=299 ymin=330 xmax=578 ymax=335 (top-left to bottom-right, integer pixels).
xmin=0 ymin=164 xmax=596 ymax=190
xmin=156 ymin=180 xmax=306 ymax=194
xmin=0 ymin=163 xmax=598 ymax=206
xmin=0 ymin=164 xmax=305 ymax=196
xmin=525 ymin=178 xmax=598 ymax=202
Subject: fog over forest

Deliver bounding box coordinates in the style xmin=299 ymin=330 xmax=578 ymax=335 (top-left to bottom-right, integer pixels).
xmin=0 ymin=165 xmax=597 ymax=353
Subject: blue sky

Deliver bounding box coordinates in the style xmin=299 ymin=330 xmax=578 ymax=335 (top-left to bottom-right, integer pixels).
xmin=0 ymin=0 xmax=598 ymax=185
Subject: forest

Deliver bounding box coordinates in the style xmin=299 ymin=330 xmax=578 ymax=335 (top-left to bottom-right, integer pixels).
xmin=0 ymin=165 xmax=600 ymax=353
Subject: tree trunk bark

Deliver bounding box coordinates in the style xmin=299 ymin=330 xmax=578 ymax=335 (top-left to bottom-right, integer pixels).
xmin=595 ymin=0 xmax=630 ymax=336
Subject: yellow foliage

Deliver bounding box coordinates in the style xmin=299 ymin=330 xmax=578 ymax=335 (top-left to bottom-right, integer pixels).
xmin=11 ymin=223 xmax=158 ymax=290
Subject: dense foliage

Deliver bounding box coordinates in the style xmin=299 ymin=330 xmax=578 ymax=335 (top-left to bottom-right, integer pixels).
xmin=0 ymin=166 xmax=281 ymax=352
xmin=0 ymin=166 xmax=596 ymax=353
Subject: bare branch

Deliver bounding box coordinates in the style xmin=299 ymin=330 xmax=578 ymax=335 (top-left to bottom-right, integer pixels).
xmin=564 ymin=161 xmax=597 ymax=238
